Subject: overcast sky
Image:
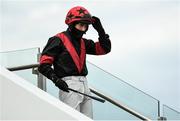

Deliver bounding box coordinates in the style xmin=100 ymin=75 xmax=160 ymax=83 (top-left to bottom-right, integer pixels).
xmin=1 ymin=0 xmax=180 ymax=112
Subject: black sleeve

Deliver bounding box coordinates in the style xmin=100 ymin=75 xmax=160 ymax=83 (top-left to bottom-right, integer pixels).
xmin=38 ymin=36 xmax=61 ymax=83
xmin=38 ymin=63 xmax=59 ymax=83
xmin=98 ymin=34 xmax=111 ymax=53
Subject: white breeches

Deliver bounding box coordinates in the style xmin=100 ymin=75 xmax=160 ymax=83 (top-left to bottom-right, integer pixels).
xmin=59 ymin=76 xmax=93 ymax=119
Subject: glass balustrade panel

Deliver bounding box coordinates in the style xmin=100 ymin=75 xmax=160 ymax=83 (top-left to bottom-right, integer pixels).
xmin=87 ymin=62 xmax=159 ymax=119
xmin=0 ymin=47 xmax=39 ymax=68
xmin=163 ymin=105 xmax=180 ymax=120
xmin=46 ymin=78 xmax=59 ymax=98
xmin=91 ymin=93 xmax=141 ymax=120
xmin=14 ymin=69 xmax=37 ymax=86
xmin=2 ymin=47 xmax=160 ymax=120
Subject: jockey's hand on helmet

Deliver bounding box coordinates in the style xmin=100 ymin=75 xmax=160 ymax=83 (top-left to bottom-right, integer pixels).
xmin=92 ymin=16 xmax=105 ymax=37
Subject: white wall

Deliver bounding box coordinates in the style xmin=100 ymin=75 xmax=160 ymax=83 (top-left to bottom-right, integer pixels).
xmin=0 ymin=67 xmax=92 ymax=120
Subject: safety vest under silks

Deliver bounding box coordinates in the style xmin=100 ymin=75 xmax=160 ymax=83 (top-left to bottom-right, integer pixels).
xmin=55 ymin=32 xmax=86 ymax=74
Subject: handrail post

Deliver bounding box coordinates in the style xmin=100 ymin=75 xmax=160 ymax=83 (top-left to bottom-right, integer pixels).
xmin=158 ymin=101 xmax=161 ymax=117
xmin=33 ymin=48 xmax=47 ymax=91
xmin=157 ymin=101 xmax=167 ymax=121
xmin=32 ymin=67 xmax=47 ymax=91
xmin=38 ymin=72 xmax=47 ymax=91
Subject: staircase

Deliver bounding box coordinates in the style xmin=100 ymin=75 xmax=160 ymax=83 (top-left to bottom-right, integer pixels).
xmin=0 ymin=67 xmax=92 ymax=120
xmin=1 ymin=47 xmax=180 ymax=120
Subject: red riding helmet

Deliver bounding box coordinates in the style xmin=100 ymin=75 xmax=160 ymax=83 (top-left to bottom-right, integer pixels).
xmin=65 ymin=6 xmax=93 ymax=25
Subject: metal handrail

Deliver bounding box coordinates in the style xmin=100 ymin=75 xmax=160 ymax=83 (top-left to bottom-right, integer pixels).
xmin=7 ymin=63 xmax=39 ymax=71
xmin=7 ymin=64 xmax=152 ymax=121
xmin=90 ymin=87 xmax=151 ymax=121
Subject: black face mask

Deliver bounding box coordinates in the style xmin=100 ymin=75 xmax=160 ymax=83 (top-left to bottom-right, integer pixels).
xmin=68 ymin=23 xmax=89 ymax=39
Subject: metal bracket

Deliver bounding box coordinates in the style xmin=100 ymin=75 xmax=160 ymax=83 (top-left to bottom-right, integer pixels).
xmin=32 ymin=66 xmax=47 ymax=91
xmin=158 ymin=117 xmax=167 ymax=121
xmin=32 ymin=67 xmax=39 ymax=75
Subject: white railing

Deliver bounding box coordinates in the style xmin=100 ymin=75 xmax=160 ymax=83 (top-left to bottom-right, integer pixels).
xmin=0 ymin=67 xmax=92 ymax=120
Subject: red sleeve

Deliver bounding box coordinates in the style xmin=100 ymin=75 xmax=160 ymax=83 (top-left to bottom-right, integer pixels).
xmin=84 ymin=38 xmax=110 ymax=55
xmin=40 ymin=55 xmax=54 ymax=64
xmin=95 ymin=42 xmax=106 ymax=55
